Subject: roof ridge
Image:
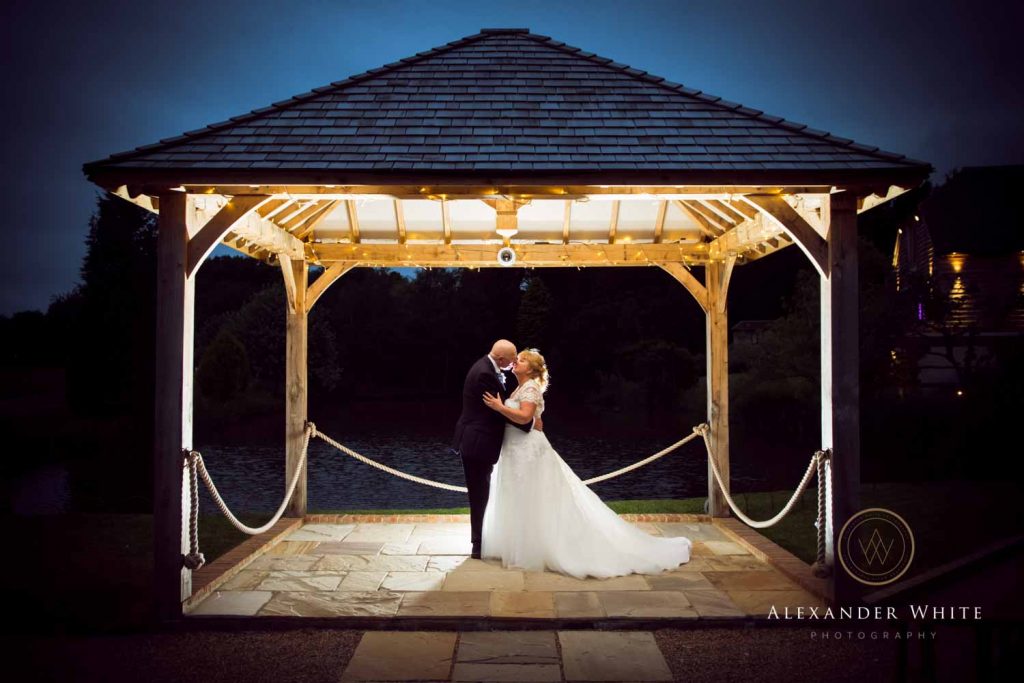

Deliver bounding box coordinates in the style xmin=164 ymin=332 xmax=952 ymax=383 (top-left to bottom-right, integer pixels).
xmin=520 ymin=32 xmax=927 ymax=169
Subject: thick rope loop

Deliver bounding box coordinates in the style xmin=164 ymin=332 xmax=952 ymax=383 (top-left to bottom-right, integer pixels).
xmin=699 ymin=428 xmax=820 ymax=530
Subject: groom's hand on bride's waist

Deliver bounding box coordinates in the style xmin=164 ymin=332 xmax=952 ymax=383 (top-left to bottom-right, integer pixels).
xmin=534 ymin=416 xmax=544 ymax=432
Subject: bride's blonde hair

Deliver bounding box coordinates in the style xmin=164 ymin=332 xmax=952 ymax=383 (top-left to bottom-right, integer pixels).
xmin=518 ymin=348 xmax=550 ymax=391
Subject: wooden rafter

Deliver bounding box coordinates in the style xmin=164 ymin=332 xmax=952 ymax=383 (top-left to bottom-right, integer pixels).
xmin=186 ymin=195 xmax=285 ymax=276
xmin=608 ymin=200 xmax=620 ymax=243
xmin=293 ymin=200 xmax=338 ymax=240
xmin=562 ymin=201 xmax=571 ymax=244
xmin=280 ymin=201 xmax=328 ymax=231
xmin=709 ymin=199 xmax=748 ymax=224
xmin=654 ymin=200 xmax=667 ymax=244
xmin=673 ymin=200 xmax=721 ymax=237
xmin=393 ymin=199 xmax=407 ymax=244
xmin=691 ymin=200 xmax=736 ymax=229
xmin=441 ymin=198 xmax=452 ymax=244
xmin=345 ymin=200 xmax=361 ymax=243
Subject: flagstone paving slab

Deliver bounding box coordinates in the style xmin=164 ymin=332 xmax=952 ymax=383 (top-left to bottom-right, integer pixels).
xmin=489 ymin=591 xmax=556 ymax=618
xmin=427 ymin=556 xmax=498 ymax=572
xmin=726 ymin=589 xmax=825 ymax=616
xmin=453 ymin=631 xmax=561 ymax=682
xmin=220 ymin=569 xmax=270 ymax=591
xmin=381 ymin=541 xmax=421 ymax=555
xmin=341 ymin=631 xmax=457 ymax=681
xmin=523 ymin=572 xmax=650 ymax=592
xmin=644 ymin=572 xmax=716 ymax=591
xmin=458 ymin=631 xmax=559 ymax=664
xmin=598 ymin=590 xmax=697 ymax=618
xmin=315 ymin=554 xmax=429 ymax=572
xmin=259 ymin=590 xmax=402 ymax=617
xmin=284 ymin=524 xmax=354 ymax=542
xmin=189 ymin=590 xmax=273 ymax=616
xmin=418 ymin=538 xmax=474 ymax=555
xmin=337 ymin=571 xmax=387 ymax=592
xmin=317 ymin=541 xmax=384 ymax=555
xmin=667 ymin=557 xmax=712 ymax=572
xmin=702 ymin=570 xmax=801 ymax=591
xmin=382 ymin=571 xmax=447 ymax=592
xmin=266 ymin=540 xmax=320 ymax=556
xmin=247 ymin=555 xmax=320 ymax=571
xmin=553 ymin=591 xmax=605 ymax=618
xmin=345 ymin=523 xmax=416 ymax=543
xmin=397 ymin=591 xmax=491 ymax=617
xmin=682 ymin=589 xmax=746 ymax=617
xmin=255 ymin=572 xmax=345 ymax=592
xmin=559 ymin=631 xmax=673 ymax=681
xmin=443 ymin=570 xmax=525 ymax=592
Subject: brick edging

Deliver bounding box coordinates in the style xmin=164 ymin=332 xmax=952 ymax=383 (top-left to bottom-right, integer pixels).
xmin=712 ymin=517 xmax=832 ymax=603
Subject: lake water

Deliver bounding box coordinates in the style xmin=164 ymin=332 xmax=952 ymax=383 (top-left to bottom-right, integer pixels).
xmin=193 ymin=432 xmax=768 ymax=513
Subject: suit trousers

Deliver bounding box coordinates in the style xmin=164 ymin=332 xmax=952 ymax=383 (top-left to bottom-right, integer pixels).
xmin=459 ymin=453 xmax=496 ymax=550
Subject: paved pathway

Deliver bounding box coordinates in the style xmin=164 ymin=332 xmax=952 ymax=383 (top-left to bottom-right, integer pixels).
xmin=187 ymin=521 xmax=824 ymax=620
xmin=340 ymin=630 xmax=675 ymax=682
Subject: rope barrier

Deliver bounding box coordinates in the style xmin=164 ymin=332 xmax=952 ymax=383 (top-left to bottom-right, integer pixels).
xmin=180 ymin=418 xmax=831 ymax=577
xmin=309 ymin=423 xmax=703 ymax=492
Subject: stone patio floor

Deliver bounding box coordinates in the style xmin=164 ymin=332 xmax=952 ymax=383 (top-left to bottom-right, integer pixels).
xmin=186 ymin=520 xmax=825 ymax=620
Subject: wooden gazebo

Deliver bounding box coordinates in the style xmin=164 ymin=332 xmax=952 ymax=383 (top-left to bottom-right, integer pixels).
xmin=83 ymin=28 xmax=930 ymax=619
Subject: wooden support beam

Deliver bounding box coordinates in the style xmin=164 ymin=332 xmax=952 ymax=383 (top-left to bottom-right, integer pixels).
xmin=654 ymin=200 xmax=667 ymax=244
xmin=262 ymin=199 xmax=296 ymax=221
xmin=280 ymin=201 xmax=327 ymax=232
xmin=154 ymin=191 xmax=196 ymax=620
xmin=608 ymin=200 xmax=620 ymax=243
xmin=821 ymin=191 xmax=861 ymax=603
xmin=441 ymin=198 xmax=452 ymax=244
xmin=562 ymin=201 xmax=572 ymax=244
xmin=494 ymin=199 xmax=519 ymax=235
xmin=314 ymin=242 xmax=707 ymax=267
xmin=705 ymin=260 xmax=731 ymax=518
xmin=306 ymin=262 xmax=356 ymax=312
xmin=393 ymin=199 xmax=407 ymax=244
xmin=293 ymin=200 xmax=338 ymax=240
xmin=742 ymin=194 xmax=829 ymax=278
xmin=673 ymin=200 xmax=722 ymax=237
xmin=658 ymin=262 xmax=708 ymax=313
xmin=284 ymin=257 xmax=309 ymax=518
xmin=279 ymin=256 xmax=298 ymax=314
xmin=684 ymin=200 xmax=732 ymax=233
xmin=709 ymin=199 xmax=748 ymax=224
xmin=345 ymin=200 xmax=361 ymax=243
xmin=186 ymin=195 xmax=273 ymax=276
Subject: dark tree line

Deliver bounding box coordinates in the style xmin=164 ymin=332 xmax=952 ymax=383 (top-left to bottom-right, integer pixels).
xmin=5 ymin=186 xmax=1018 ymax=512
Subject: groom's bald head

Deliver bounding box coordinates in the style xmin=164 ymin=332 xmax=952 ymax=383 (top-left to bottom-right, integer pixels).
xmin=490 ymin=339 xmax=517 ymax=369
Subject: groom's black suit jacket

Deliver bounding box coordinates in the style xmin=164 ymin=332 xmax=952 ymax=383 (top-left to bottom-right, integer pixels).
xmin=452 ymin=355 xmax=531 ymax=465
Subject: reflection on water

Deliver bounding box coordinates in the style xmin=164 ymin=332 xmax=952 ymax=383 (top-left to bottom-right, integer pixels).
xmin=195 ymin=434 xmax=767 ymax=513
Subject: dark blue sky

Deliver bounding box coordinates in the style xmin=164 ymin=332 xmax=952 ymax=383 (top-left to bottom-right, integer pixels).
xmin=2 ymin=0 xmax=1022 ymax=314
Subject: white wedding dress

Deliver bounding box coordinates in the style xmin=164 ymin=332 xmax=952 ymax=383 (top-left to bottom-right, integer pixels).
xmin=482 ymin=378 xmax=691 ymax=579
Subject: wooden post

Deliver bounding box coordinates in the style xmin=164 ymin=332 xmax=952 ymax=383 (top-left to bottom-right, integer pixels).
xmin=153 ymin=191 xmax=196 ymax=620
xmin=284 ymin=257 xmax=309 ymax=517
xmin=705 ymin=260 xmax=731 ymax=517
xmin=821 ymin=191 xmax=861 ymax=602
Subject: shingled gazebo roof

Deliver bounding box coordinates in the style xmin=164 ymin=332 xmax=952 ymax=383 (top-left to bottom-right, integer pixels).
xmin=84 ymin=28 xmax=929 ymax=189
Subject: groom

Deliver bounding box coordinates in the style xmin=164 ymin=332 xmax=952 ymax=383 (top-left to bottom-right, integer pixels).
xmin=452 ymin=339 xmax=538 ymax=559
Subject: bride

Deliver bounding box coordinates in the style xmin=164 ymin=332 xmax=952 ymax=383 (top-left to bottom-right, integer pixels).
xmin=480 ymin=348 xmax=691 ymax=579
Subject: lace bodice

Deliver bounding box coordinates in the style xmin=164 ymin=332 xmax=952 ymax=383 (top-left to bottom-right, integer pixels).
xmin=506 ymin=378 xmax=544 ymax=419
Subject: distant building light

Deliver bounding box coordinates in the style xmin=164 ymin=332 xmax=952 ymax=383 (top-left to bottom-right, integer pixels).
xmin=917 ymin=303 xmax=924 ymax=321
xmin=956 ymin=389 xmax=964 ymax=397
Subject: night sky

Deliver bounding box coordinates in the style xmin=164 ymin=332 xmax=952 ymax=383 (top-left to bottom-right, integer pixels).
xmin=2 ymin=0 xmax=1022 ymax=315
